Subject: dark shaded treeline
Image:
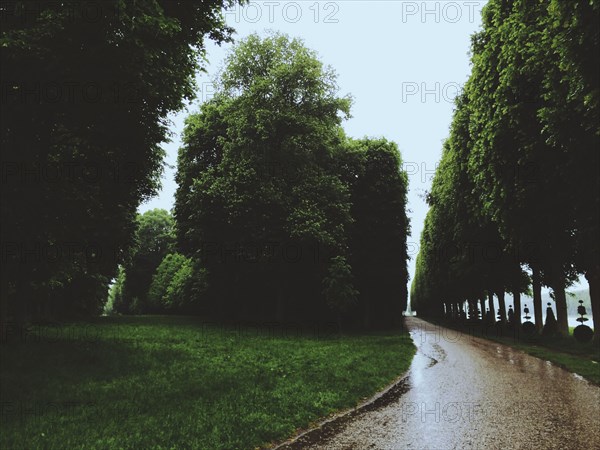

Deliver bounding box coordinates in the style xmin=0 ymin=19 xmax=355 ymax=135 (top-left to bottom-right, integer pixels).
xmin=1 ymin=0 xmax=241 ymax=321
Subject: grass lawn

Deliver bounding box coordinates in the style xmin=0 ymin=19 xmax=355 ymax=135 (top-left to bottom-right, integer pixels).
xmin=431 ymin=320 xmax=600 ymax=385
xmin=0 ymin=316 xmax=415 ymax=449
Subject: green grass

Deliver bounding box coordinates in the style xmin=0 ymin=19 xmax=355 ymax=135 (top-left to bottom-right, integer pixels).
xmin=0 ymin=316 xmax=415 ymax=449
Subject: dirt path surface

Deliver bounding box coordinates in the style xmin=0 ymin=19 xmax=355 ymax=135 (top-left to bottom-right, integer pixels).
xmin=280 ymin=316 xmax=600 ymax=450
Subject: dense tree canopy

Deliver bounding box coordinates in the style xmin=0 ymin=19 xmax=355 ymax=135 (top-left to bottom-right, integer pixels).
xmin=1 ymin=0 xmax=241 ymax=321
xmin=175 ymin=33 xmax=409 ymax=327
xmin=338 ymin=138 xmax=410 ymax=327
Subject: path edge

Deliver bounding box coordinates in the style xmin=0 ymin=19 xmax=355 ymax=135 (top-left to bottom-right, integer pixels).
xmin=265 ymin=330 xmax=416 ymax=449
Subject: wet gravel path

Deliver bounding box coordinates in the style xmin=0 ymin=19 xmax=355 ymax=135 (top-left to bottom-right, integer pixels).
xmin=279 ymin=316 xmax=600 ymax=450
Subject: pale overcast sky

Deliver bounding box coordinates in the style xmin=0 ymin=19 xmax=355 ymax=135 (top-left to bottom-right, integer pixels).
xmin=139 ymin=1 xmax=588 ymax=302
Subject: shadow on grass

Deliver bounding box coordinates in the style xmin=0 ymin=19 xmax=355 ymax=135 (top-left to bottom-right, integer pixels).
xmin=1 ymin=316 xmax=415 ymax=449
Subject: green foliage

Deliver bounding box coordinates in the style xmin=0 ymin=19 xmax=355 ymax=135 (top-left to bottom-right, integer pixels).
xmin=412 ymin=0 xmax=599 ymax=334
xmin=322 ymin=256 xmax=358 ymax=312
xmin=116 ymin=209 xmax=175 ymax=314
xmin=541 ymin=0 xmax=600 ymax=277
xmin=1 ymin=0 xmax=242 ymax=321
xmin=104 ymin=266 xmax=125 ymax=315
xmin=175 ymin=33 xmax=409 ymax=326
xmin=339 ymin=137 xmax=411 ymax=327
xmin=163 ymin=259 xmax=195 ymax=310
xmin=147 ymin=254 xmax=209 ymax=314
xmin=175 ymin=33 xmax=408 ymax=326
xmin=147 ymin=253 xmax=188 ymax=312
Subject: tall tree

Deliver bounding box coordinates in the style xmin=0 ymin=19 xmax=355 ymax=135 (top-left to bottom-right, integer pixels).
xmin=1 ymin=0 xmax=241 ymax=321
xmin=175 ymin=33 xmax=355 ymax=322
xmin=540 ymin=0 xmax=600 ymax=338
xmin=467 ymin=0 xmax=578 ymax=335
xmin=337 ymin=138 xmax=410 ymax=328
xmin=176 ymin=33 xmax=410 ymax=327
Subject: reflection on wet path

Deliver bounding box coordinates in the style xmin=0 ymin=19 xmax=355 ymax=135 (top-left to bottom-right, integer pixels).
xmin=278 ymin=317 xmax=600 ymax=449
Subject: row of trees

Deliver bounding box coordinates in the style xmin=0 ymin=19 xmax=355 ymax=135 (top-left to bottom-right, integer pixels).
xmin=110 ymin=34 xmax=410 ymax=329
xmin=411 ymin=0 xmax=599 ymax=338
xmin=1 ymin=1 xmax=244 ymax=321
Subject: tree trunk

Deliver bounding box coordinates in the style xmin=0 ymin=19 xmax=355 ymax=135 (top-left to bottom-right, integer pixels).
xmin=532 ymin=267 xmax=543 ymax=333
xmin=480 ymin=297 xmax=486 ymax=322
xmin=496 ymin=290 xmax=507 ymax=323
xmin=586 ymin=266 xmax=599 ymax=343
xmin=488 ymin=292 xmax=495 ymax=324
xmin=551 ymin=282 xmax=569 ymax=337
xmin=513 ymin=291 xmax=522 ymax=326
xmin=547 ymin=260 xmax=569 ymax=337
